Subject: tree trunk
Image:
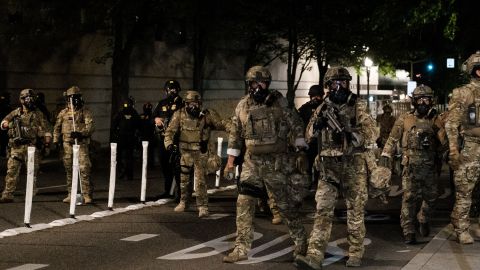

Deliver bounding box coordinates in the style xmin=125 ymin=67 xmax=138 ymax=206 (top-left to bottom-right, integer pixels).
xmin=286 ymin=26 xmax=299 ymax=109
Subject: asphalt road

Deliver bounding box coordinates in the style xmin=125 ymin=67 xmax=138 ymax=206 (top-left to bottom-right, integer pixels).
xmin=0 ymin=151 xmax=456 ymax=270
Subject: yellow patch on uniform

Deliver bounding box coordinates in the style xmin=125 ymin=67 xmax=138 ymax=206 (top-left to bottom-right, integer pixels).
xmin=171 ymin=105 xmax=176 ymax=110
xmin=162 ymin=106 xmax=167 ymax=111
xmin=124 ymin=115 xmax=132 ymax=120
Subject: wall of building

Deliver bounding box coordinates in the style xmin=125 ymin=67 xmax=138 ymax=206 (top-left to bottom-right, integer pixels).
xmin=2 ymin=34 xmax=396 ymax=146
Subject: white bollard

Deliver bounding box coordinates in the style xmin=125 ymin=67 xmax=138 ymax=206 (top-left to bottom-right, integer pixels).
xmin=169 ymin=178 xmax=176 ymax=196
xmin=69 ymin=145 xmax=80 ymax=217
xmin=193 ymin=174 xmax=197 ymax=192
xmin=235 ymin=165 xmax=240 ymax=180
xmin=24 ymin=147 xmax=36 ymax=227
xmin=215 ymin=137 xmax=223 ymax=188
xmin=140 ymin=141 xmax=148 ymax=203
xmin=108 ymin=143 xmax=117 ymax=210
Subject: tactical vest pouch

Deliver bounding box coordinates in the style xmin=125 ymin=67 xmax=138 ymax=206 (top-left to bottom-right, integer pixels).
xmin=179 ymin=117 xmax=202 ymax=143
xmin=237 ymin=179 xmax=267 ymax=198
xmin=244 ymin=106 xmax=287 ymax=154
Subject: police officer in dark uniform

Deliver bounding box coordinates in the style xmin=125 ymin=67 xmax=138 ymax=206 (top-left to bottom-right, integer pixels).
xmin=297 ymin=85 xmax=324 ymax=188
xmin=152 ymin=80 xmax=183 ymax=199
xmin=112 ymin=97 xmax=141 ymax=181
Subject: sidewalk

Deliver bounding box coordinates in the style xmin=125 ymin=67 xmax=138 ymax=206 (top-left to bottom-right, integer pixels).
xmin=402 ymin=224 xmax=480 ymax=270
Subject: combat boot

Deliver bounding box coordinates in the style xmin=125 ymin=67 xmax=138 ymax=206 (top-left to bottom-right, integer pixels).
xmin=198 ymin=207 xmax=209 ymax=218
xmin=346 ymin=256 xmax=362 ymax=267
xmin=174 ymin=201 xmax=186 ymax=212
xmin=419 ymin=222 xmax=430 ymax=237
xmin=0 ymin=194 xmax=14 ymax=203
xmin=404 ymin=233 xmax=416 ymax=244
xmin=83 ymin=194 xmax=93 ymax=204
xmin=272 ymin=213 xmax=282 ymax=225
xmin=294 ymin=255 xmax=322 ymax=270
xmin=62 ymin=195 xmax=71 ymax=203
xmin=223 ymin=248 xmax=248 ymax=263
xmin=457 ymin=231 xmax=474 ymax=244
xmin=293 ymin=242 xmax=307 ymax=260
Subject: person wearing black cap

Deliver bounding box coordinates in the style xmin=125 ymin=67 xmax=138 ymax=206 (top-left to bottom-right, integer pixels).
xmin=297 ymin=85 xmax=325 ymax=189
xmin=152 ymin=80 xmax=183 ymax=199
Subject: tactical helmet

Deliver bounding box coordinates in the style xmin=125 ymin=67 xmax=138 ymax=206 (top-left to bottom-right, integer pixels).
xmin=20 ymin=88 xmax=35 ymax=99
xmin=66 ymin=86 xmax=81 ymax=96
xmin=245 ymin=66 xmax=272 ymax=83
xmin=164 ymin=80 xmax=181 ymax=91
xmin=462 ymin=51 xmax=480 ymax=76
xmin=184 ymin=90 xmax=201 ymax=103
xmin=308 ymin=85 xmax=324 ymax=97
xmin=412 ymin=84 xmax=434 ymax=98
xmin=323 ymin=67 xmax=352 ymax=86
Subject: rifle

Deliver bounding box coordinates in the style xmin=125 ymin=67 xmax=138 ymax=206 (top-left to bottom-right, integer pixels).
xmin=12 ymin=111 xmax=31 ymax=145
xmin=315 ymin=104 xmax=344 ymax=133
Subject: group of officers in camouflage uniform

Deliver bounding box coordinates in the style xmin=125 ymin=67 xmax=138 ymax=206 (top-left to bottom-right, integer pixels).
xmin=1 ymin=51 xmax=480 ymax=269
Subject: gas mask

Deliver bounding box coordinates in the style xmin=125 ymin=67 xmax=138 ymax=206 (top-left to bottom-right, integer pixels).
xmin=166 ymin=88 xmax=178 ymax=100
xmin=21 ymin=95 xmax=36 ymax=110
xmin=68 ymin=94 xmax=84 ymax=109
xmin=415 ymin=97 xmax=432 ymax=117
xmin=248 ymin=81 xmax=269 ymax=104
xmin=328 ymin=80 xmax=352 ymax=104
xmin=186 ymin=102 xmax=201 ymax=117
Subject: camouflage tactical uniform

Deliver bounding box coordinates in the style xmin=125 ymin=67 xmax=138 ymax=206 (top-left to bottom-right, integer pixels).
xmin=225 ymin=92 xmax=307 ymax=260
xmin=164 ymin=91 xmax=228 ymax=217
xmin=297 ymin=67 xmax=378 ymax=269
xmin=0 ymin=90 xmax=51 ymax=202
xmin=445 ymin=76 xmax=480 ymax=243
xmin=53 ymin=87 xmax=95 ymax=203
xmin=382 ymin=109 xmax=443 ymax=239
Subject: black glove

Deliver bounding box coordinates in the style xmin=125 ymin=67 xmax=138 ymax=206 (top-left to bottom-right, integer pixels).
xmin=70 ymin=131 xmax=82 ymax=139
xmin=167 ymin=144 xmax=178 ymax=153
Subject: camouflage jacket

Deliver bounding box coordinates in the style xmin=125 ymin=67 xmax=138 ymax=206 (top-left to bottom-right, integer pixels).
xmin=1 ymin=107 xmax=51 ymax=147
xmin=165 ymin=107 xmax=229 ymax=151
xmin=306 ymin=98 xmax=378 ymax=156
xmin=53 ymin=107 xmax=95 ymax=144
xmin=227 ymin=92 xmax=304 ymax=157
xmin=445 ymin=79 xmax=480 ymax=151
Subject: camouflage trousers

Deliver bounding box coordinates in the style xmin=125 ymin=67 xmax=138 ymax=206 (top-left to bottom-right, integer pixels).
xmin=307 ymin=154 xmax=368 ymax=262
xmin=179 ymin=150 xmax=208 ymax=208
xmin=234 ymin=152 xmax=306 ymax=253
xmin=63 ymin=143 xmax=92 ymax=196
xmin=2 ymin=145 xmax=40 ymax=198
xmin=451 ymin=160 xmax=480 ymax=235
xmin=400 ymin=156 xmax=437 ymax=235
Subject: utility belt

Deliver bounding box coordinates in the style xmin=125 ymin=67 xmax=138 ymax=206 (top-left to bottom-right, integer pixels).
xmin=68 ymin=137 xmax=89 ymax=145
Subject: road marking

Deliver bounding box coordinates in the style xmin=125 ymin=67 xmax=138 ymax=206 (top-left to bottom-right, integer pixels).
xmin=396 ymin=250 xmax=411 ymax=253
xmin=202 ymin=214 xmax=231 ymax=220
xmin=121 ymin=233 xmax=159 ymax=242
xmin=6 ymin=264 xmax=49 ymax=270
xmin=401 ymin=225 xmax=453 ymax=270
xmin=159 ymin=232 xmax=372 ymax=265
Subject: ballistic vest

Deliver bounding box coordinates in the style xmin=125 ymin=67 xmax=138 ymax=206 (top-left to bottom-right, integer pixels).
xmin=242 ymin=104 xmax=288 ymax=154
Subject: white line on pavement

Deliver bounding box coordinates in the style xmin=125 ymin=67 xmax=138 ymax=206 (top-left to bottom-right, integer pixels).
xmin=6 ymin=264 xmax=49 ymax=270
xmin=0 ymin=185 xmax=237 ymax=240
xmin=121 ymin=234 xmax=159 ymax=242
xmin=202 ymin=213 xmax=231 ymax=220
